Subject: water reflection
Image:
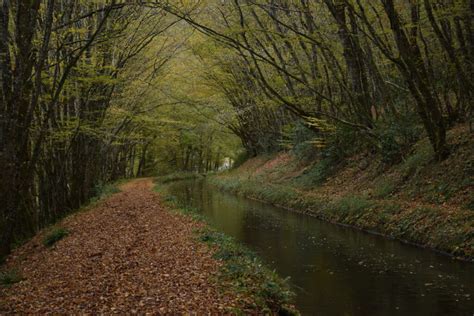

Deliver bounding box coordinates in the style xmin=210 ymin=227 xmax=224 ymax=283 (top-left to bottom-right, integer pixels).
xmin=166 ymin=180 xmax=474 ymax=316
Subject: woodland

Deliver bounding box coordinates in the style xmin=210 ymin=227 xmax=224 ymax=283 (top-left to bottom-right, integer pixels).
xmin=0 ymin=0 xmax=473 ymax=262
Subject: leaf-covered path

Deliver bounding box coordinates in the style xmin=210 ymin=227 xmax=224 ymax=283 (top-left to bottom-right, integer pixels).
xmin=0 ymin=179 xmax=241 ymax=314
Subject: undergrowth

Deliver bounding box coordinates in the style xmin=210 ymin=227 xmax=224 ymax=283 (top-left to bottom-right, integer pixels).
xmin=335 ymin=195 xmax=374 ymax=218
xmin=0 ymin=269 xmax=23 ymax=287
xmin=156 ymin=172 xmax=204 ymax=184
xmin=199 ymin=229 xmax=297 ymax=315
xmin=92 ymin=182 xmax=121 ymax=202
xmin=293 ymin=158 xmax=339 ymax=188
xmin=43 ymin=228 xmax=70 ymax=247
xmin=372 ymin=178 xmax=397 ymax=198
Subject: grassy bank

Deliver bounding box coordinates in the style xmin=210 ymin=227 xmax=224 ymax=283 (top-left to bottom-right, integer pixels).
xmin=155 ymin=172 xmax=205 ymax=184
xmin=154 ymin=183 xmax=298 ymax=315
xmin=210 ymin=126 xmax=473 ymax=260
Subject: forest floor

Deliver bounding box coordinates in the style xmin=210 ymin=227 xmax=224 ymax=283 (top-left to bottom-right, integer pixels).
xmin=0 ymin=179 xmax=244 ymax=314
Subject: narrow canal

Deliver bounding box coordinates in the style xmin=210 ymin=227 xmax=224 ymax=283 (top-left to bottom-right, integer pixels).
xmin=166 ymin=179 xmax=474 ymax=315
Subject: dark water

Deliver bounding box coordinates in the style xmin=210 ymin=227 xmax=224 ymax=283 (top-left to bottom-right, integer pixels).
xmin=166 ymin=179 xmax=474 ymax=316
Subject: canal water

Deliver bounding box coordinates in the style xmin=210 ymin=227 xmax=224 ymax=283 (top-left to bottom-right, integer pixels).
xmin=165 ymin=179 xmax=474 ymax=315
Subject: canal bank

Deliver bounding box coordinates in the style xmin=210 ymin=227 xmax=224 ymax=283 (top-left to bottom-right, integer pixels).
xmin=154 ymin=183 xmax=298 ymax=315
xmin=209 ymin=127 xmax=473 ymax=261
xmin=210 ymin=173 xmax=473 ymax=261
xmin=163 ymin=179 xmax=474 ymax=315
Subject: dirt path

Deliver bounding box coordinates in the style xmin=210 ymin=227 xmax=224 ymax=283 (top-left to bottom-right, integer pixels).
xmin=0 ymin=179 xmax=241 ymax=314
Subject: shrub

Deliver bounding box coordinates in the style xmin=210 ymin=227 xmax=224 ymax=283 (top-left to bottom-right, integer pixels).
xmin=376 ymin=115 xmax=422 ymax=165
xmin=465 ymin=198 xmax=474 ymax=211
xmin=156 ymin=172 xmax=203 ymax=184
xmin=0 ymin=269 xmax=23 ymax=286
xmin=295 ymin=158 xmax=337 ymax=187
xmin=232 ymin=150 xmax=251 ymax=169
xmin=289 ymin=122 xmax=319 ymax=161
xmin=324 ymin=124 xmax=364 ymax=162
xmin=93 ymin=182 xmax=120 ymax=201
xmin=400 ymin=142 xmax=433 ymax=178
xmin=43 ymin=228 xmax=69 ymax=247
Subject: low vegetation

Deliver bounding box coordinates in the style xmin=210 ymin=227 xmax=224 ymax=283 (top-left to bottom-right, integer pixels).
xmin=155 ymin=172 xmax=205 ymax=184
xmin=91 ymin=182 xmax=122 ymax=203
xmin=43 ymin=228 xmax=70 ymax=248
xmin=0 ymin=269 xmax=23 ymax=287
xmin=199 ymin=229 xmax=297 ymax=315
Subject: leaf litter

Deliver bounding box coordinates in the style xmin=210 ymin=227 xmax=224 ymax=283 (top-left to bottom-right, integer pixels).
xmin=0 ymin=179 xmax=247 ymax=314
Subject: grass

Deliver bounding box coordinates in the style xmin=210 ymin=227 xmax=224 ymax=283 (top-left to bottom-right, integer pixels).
xmin=91 ymin=182 xmax=121 ymax=203
xmin=11 ymin=237 xmax=30 ymax=251
xmin=390 ymin=206 xmax=443 ymax=242
xmin=372 ymin=178 xmax=397 ymax=198
xmin=155 ymin=183 xmax=298 ymax=314
xmin=0 ymin=269 xmax=23 ymax=287
xmin=377 ymin=203 xmax=403 ymax=224
xmin=155 ymin=172 xmax=204 ymax=184
xmin=199 ymin=229 xmax=297 ymax=314
xmin=335 ymin=195 xmax=374 ymax=217
xmin=293 ymin=158 xmax=338 ymax=187
xmin=208 ymin=177 xmax=301 ymax=209
xmin=43 ymin=227 xmax=70 ymax=247
xmin=465 ymin=198 xmax=474 ymax=211
xmin=211 ymin=173 xmax=474 ymax=259
xmin=426 ymin=181 xmax=457 ymax=204
xmin=400 ymin=141 xmax=433 ymax=178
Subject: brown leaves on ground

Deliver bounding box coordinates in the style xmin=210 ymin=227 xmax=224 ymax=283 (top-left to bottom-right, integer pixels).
xmin=0 ymin=179 xmax=242 ymax=314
